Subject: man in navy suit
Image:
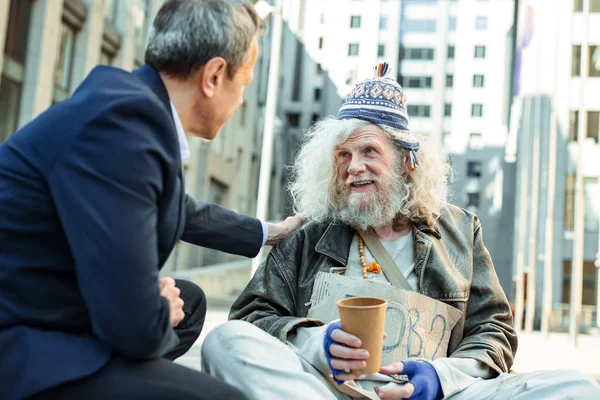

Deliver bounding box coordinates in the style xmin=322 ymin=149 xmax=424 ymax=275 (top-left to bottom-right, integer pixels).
xmin=0 ymin=1 xmax=301 ymax=399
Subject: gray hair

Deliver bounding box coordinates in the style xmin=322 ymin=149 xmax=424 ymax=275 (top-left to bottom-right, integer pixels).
xmin=289 ymin=117 xmax=452 ymax=227
xmin=145 ymin=0 xmax=265 ymax=78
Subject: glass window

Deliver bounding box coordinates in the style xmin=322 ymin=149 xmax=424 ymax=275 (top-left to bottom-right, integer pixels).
xmin=103 ymin=0 xmax=117 ymax=24
xmin=400 ymin=47 xmax=434 ymax=60
xmin=0 ymin=76 xmax=22 ymax=142
xmin=447 ymin=45 xmax=455 ymax=59
xmin=584 ymin=177 xmax=599 ymax=232
xmin=444 ymin=103 xmax=452 ymax=117
xmin=54 ymin=22 xmax=77 ymax=93
xmin=565 ymin=174 xmax=575 ymax=230
xmin=401 ymin=76 xmax=433 ymax=89
xmin=587 ymin=111 xmax=599 ymax=142
xmin=4 ymin=0 xmax=32 ymax=64
xmin=468 ymin=133 xmax=483 ymax=150
xmin=316 ymin=63 xmax=323 ymax=75
xmin=467 ymin=192 xmax=480 ymax=207
xmin=133 ymin=0 xmax=150 ymax=49
xmin=475 ymin=16 xmax=488 ymax=30
xmin=99 ymin=49 xmax=114 ymax=65
xmin=441 ymin=131 xmax=450 ymax=146
xmin=574 ymin=0 xmax=583 ymax=11
xmin=379 ymin=16 xmax=387 ymax=30
xmin=287 ymin=113 xmax=300 ymax=127
xmin=591 ymin=0 xmax=600 ymax=12
xmin=569 ymin=110 xmax=579 ymax=141
xmin=378 ymin=44 xmax=385 ymax=57
xmin=407 ymin=105 xmax=431 ymax=118
xmin=588 ymin=45 xmax=600 ymax=77
xmin=474 ymin=45 xmax=486 ymax=58
xmin=314 ymin=88 xmax=321 ymax=101
xmin=318 ymin=37 xmax=323 ymax=49
xmin=473 ymin=74 xmax=485 ymax=87
xmin=446 ymin=74 xmax=453 ymax=88
xmin=350 ymin=16 xmax=361 ymax=28
xmin=448 ymin=16 xmax=456 ymax=31
xmin=471 ymin=104 xmax=483 ymax=117
xmin=467 ymin=161 xmax=482 ymax=177
xmin=572 ymin=45 xmax=581 ymax=76
xmin=312 ymin=113 xmax=320 ymax=124
xmin=348 ymin=43 xmax=360 ymax=56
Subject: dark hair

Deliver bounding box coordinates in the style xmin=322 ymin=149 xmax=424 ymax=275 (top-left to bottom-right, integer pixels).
xmin=145 ymin=0 xmax=265 ymax=78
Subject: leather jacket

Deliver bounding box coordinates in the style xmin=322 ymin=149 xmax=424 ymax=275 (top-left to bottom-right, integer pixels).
xmin=230 ymin=203 xmax=517 ymax=375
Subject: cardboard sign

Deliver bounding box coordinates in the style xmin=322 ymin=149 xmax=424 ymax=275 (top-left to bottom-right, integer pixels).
xmin=307 ymin=272 xmax=462 ymax=364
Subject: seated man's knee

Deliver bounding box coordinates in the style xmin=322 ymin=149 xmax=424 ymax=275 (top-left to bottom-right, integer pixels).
xmin=201 ymin=320 xmax=264 ymax=359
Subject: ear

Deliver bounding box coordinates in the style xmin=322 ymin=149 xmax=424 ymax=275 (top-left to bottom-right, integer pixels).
xmin=199 ymin=57 xmax=228 ymax=98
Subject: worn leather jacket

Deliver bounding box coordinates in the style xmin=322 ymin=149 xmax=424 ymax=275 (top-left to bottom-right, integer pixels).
xmin=230 ymin=203 xmax=518 ymax=375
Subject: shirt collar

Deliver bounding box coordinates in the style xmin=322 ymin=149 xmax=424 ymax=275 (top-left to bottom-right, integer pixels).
xmin=169 ymin=100 xmax=190 ymax=161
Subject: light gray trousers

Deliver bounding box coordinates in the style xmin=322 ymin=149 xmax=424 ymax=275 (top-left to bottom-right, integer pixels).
xmin=201 ymin=320 xmax=600 ymax=400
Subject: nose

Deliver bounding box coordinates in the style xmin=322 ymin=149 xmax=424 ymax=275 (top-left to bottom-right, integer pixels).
xmin=347 ymin=154 xmax=366 ymax=176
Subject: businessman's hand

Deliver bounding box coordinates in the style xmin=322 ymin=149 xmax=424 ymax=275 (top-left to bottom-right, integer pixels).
xmin=265 ymin=216 xmax=304 ymax=246
xmin=158 ymin=277 xmax=185 ymax=327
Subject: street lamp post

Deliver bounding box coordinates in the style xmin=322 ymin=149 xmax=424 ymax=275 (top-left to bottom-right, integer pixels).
xmin=251 ymin=0 xmax=283 ymax=277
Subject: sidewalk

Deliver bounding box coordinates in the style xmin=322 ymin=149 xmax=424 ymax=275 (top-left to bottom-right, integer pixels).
xmin=176 ymin=303 xmax=600 ymax=382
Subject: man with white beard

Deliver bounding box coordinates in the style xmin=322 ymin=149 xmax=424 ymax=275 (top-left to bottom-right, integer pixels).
xmin=201 ymin=64 xmax=600 ymax=400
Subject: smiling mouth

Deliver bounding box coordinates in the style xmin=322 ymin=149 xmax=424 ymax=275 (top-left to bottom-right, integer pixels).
xmin=351 ymin=180 xmax=375 ymax=188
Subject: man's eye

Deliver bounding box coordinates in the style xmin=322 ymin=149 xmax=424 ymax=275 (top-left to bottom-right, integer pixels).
xmin=339 ymin=152 xmax=350 ymax=158
xmin=365 ymin=148 xmax=375 ymax=154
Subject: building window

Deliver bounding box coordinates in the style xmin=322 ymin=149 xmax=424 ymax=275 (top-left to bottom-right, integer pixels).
xmin=314 ymin=88 xmax=321 ymax=101
xmin=588 ymin=111 xmax=600 ymax=142
xmin=474 ymin=45 xmax=486 ymax=58
xmin=593 ymin=0 xmax=600 ymax=12
xmin=448 ymin=16 xmax=456 ymax=31
xmin=568 ymin=110 xmax=600 ymax=142
xmin=446 ymin=74 xmax=454 ymax=88
xmin=400 ymin=47 xmax=434 ymax=60
xmin=350 ymin=15 xmax=361 ymax=28
xmin=471 ymin=104 xmax=483 ymax=117
xmin=574 ymin=0 xmax=583 ymax=11
xmin=407 ymin=105 xmax=431 ymax=118
xmin=444 ymin=103 xmax=452 ymax=117
xmin=316 ymin=63 xmax=323 ymax=75
xmin=401 ymin=19 xmax=436 ymax=33
xmin=0 ymin=76 xmax=22 ymax=142
xmin=54 ymin=21 xmax=77 ymax=102
xmin=564 ymin=175 xmax=600 ymax=231
xmin=133 ymin=0 xmax=150 ymax=54
xmin=399 ymin=76 xmax=433 ymax=89
xmin=312 ymin=113 xmax=320 ymax=124
xmin=467 ymin=192 xmax=480 ymax=208
xmin=348 ymin=43 xmax=360 ymax=56
xmin=441 ymin=131 xmax=450 ymax=146
xmin=103 ymin=0 xmax=117 ymax=24
xmin=379 ymin=16 xmax=388 ymax=30
xmin=572 ymin=45 xmax=581 ymax=76
xmin=378 ymin=44 xmax=386 ymax=57
xmin=468 ymin=132 xmax=483 ymax=150
xmin=287 ymin=113 xmax=300 ymax=127
xmin=4 ymin=0 xmax=32 ymax=64
xmin=473 ymin=74 xmax=485 ymax=87
xmin=475 ymin=16 xmax=488 ymax=30
xmin=318 ymin=37 xmax=324 ymax=49
xmin=467 ymin=161 xmax=482 ymax=177
xmin=588 ymin=45 xmax=600 ymax=77
xmin=447 ymin=45 xmax=455 ymax=59
xmin=99 ymin=49 xmax=114 ymax=65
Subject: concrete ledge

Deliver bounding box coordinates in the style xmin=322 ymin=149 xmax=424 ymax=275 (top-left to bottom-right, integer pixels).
xmin=171 ymin=260 xmax=252 ymax=298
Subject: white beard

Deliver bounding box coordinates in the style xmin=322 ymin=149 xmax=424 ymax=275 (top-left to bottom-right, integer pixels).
xmin=335 ymin=169 xmax=409 ymax=230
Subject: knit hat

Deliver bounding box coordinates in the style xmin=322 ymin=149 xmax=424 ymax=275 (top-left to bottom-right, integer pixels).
xmin=336 ymin=62 xmax=420 ymax=170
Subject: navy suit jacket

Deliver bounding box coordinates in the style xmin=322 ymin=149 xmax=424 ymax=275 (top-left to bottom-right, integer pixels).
xmin=0 ymin=65 xmax=262 ymax=400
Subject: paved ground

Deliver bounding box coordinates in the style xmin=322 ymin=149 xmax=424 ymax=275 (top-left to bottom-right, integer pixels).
xmin=176 ymin=302 xmax=600 ymax=383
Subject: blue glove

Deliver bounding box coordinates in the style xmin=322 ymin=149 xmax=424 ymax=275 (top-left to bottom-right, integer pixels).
xmin=401 ymin=360 xmax=443 ymax=400
xmin=323 ymin=320 xmax=344 ymax=385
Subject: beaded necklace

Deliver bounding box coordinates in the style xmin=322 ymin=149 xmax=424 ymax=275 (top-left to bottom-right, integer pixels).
xmin=358 ymin=236 xmax=382 ymax=279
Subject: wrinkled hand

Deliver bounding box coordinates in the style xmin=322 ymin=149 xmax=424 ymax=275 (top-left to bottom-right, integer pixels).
xmin=323 ymin=320 xmax=370 ymax=384
xmin=375 ymin=361 xmax=442 ymax=400
xmin=158 ymin=277 xmax=184 ymax=327
xmin=265 ymin=216 xmax=304 ymax=246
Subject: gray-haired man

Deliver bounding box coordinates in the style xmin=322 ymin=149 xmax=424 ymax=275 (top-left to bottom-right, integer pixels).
xmin=0 ymin=1 xmax=301 ymax=399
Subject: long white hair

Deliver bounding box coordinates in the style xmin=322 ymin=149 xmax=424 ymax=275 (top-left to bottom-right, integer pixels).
xmin=289 ymin=117 xmax=452 ymax=227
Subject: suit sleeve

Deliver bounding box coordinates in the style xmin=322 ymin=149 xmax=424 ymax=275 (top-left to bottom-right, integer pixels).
xmin=181 ymin=194 xmax=263 ymax=258
xmin=47 ymin=95 xmax=178 ymax=360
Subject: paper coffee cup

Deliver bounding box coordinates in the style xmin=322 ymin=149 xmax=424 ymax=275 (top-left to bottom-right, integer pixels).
xmin=337 ymin=297 xmax=387 ymax=375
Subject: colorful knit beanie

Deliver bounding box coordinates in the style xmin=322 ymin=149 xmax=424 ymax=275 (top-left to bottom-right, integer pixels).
xmin=336 ymin=62 xmax=420 ymax=170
